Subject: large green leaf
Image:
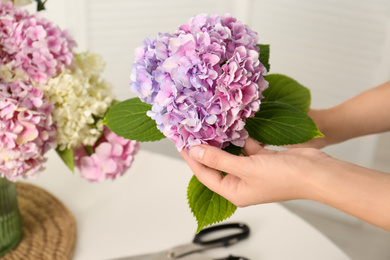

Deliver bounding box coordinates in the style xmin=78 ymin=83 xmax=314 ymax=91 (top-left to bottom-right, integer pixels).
xmin=246 ymin=101 xmax=323 ymax=145
xmin=56 ymin=148 xmax=74 ymax=172
xmin=258 ymin=44 xmax=270 ymax=72
xmin=103 ymin=98 xmax=165 ymax=142
xmin=263 ymin=74 xmax=311 ymax=112
xmin=187 ymin=175 xmax=237 ymax=233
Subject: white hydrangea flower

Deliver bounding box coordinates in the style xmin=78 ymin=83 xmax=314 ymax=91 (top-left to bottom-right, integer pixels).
xmin=39 ymin=51 xmax=114 ymax=150
xmin=0 ymin=61 xmax=29 ymax=83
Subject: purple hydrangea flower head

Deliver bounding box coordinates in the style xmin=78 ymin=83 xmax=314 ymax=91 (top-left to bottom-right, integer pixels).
xmin=0 ymin=0 xmax=76 ymax=84
xmin=74 ymin=126 xmax=140 ymax=182
xmin=0 ymin=80 xmax=57 ymax=181
xmin=130 ymin=13 xmax=268 ymax=151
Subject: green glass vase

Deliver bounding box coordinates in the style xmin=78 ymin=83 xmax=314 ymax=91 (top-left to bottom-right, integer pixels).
xmin=0 ymin=177 xmax=22 ymax=257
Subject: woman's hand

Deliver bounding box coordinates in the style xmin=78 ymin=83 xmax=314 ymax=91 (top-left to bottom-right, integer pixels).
xmin=180 ymin=138 xmax=333 ymax=207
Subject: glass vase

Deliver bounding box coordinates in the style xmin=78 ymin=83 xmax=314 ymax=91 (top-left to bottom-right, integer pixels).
xmin=0 ymin=177 xmax=22 ymax=257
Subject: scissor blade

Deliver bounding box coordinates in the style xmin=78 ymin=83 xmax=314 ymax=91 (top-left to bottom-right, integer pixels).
xmin=111 ymin=251 xmax=168 ymax=260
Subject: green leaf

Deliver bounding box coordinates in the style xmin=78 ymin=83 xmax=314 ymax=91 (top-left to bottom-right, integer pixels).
xmin=258 ymin=44 xmax=270 ymax=72
xmin=263 ymin=74 xmax=311 ymax=112
xmin=103 ymin=98 xmax=165 ymax=142
xmin=246 ymin=101 xmax=323 ymax=145
xmin=187 ymin=175 xmax=237 ymax=233
xmin=56 ymin=148 xmax=74 ymax=172
xmin=223 ymin=143 xmax=242 ymax=156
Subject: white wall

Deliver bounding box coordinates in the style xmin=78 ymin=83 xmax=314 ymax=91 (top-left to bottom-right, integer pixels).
xmin=35 ymin=0 xmax=390 ymax=221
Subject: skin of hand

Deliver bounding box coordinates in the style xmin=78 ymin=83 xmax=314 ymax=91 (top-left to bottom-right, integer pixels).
xmin=180 ymin=138 xmax=390 ymax=231
xmin=180 ymin=138 xmax=334 ymax=207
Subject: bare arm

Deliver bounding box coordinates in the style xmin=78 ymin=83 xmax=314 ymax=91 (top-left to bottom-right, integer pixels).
xmin=181 ymin=139 xmax=390 ymax=231
xmin=302 ymin=81 xmax=390 ymax=148
xmin=310 ymin=155 xmax=390 ymax=231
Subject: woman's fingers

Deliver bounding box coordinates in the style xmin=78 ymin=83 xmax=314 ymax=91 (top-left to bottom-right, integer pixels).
xmin=180 ymin=141 xmax=275 ymax=203
xmin=242 ymin=138 xmax=277 ymax=156
xmin=180 ymin=149 xmax=243 ymax=203
xmin=185 ymin=140 xmax=274 ymax=178
xmin=189 ymin=145 xmax=248 ymax=177
xmin=180 ymin=150 xmax=225 ymax=194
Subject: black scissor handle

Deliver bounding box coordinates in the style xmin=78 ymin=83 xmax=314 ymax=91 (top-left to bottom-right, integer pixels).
xmin=193 ymin=223 xmax=250 ymax=247
xmin=216 ymin=255 xmax=250 ymax=260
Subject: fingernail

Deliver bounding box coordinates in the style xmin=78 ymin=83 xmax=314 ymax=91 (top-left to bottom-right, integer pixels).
xmin=190 ymin=146 xmax=205 ymax=160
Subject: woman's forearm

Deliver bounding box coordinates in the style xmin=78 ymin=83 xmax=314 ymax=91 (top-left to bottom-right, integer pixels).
xmin=309 ymin=81 xmax=390 ymax=147
xmin=306 ymin=158 xmax=390 ymax=231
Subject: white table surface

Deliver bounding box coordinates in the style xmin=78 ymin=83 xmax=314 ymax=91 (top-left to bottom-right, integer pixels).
xmin=25 ymin=148 xmax=350 ymax=260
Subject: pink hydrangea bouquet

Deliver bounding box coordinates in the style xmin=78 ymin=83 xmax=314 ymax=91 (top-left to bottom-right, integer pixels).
xmin=0 ymin=0 xmax=139 ymax=183
xmin=104 ymin=13 xmax=322 ymax=232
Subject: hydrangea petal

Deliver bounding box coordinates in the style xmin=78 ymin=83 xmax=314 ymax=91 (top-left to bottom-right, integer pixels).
xmin=0 ymin=81 xmax=56 ymax=181
xmin=130 ymin=13 xmax=268 ymax=151
xmin=74 ymin=126 xmax=140 ymax=182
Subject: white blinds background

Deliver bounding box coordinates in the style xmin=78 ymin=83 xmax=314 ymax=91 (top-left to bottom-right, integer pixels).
xmin=250 ymin=0 xmax=390 ymax=108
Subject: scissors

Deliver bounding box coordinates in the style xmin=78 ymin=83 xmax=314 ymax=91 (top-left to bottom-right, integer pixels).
xmin=110 ymin=222 xmax=250 ymax=260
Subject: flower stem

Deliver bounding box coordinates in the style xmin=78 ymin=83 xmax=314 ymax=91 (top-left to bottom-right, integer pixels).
xmin=84 ymin=145 xmax=94 ymax=156
xmin=35 ymin=0 xmax=47 ymax=11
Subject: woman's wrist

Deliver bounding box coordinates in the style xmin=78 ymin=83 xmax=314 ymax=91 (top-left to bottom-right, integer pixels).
xmin=308 ymin=105 xmax=356 ymax=148
xmin=306 ymin=108 xmax=337 ymax=148
xmin=303 ymin=156 xmax=352 ymax=202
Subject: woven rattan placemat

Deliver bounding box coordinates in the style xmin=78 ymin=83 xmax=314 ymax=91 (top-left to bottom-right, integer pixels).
xmin=1 ymin=182 xmax=77 ymax=260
